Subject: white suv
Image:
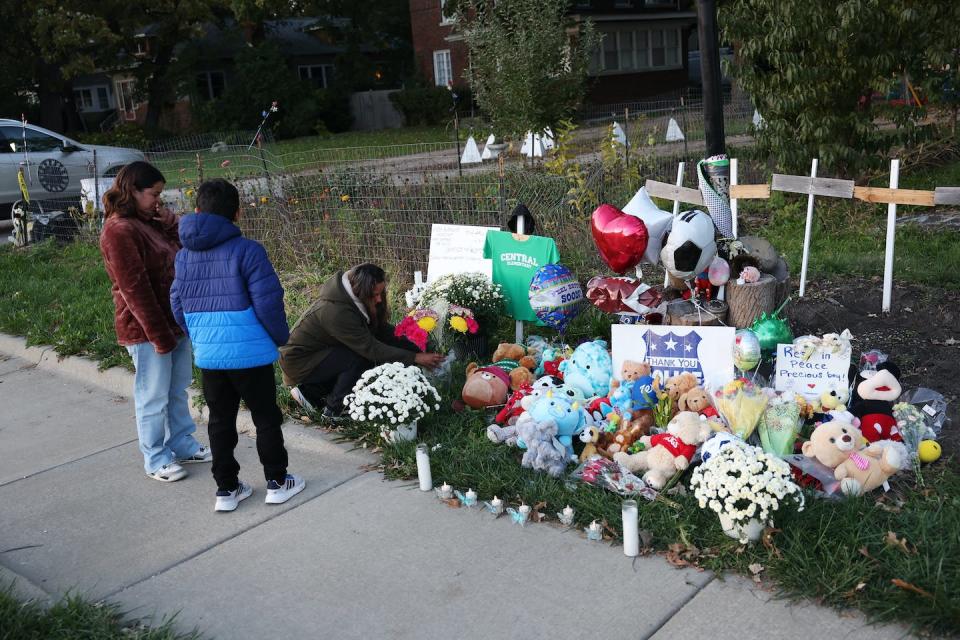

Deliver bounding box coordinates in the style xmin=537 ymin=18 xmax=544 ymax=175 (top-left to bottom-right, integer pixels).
xmin=1 ymin=119 xmax=144 ymax=215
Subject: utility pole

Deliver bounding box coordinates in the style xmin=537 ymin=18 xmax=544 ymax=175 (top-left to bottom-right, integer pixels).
xmin=696 ymin=0 xmax=725 ymax=157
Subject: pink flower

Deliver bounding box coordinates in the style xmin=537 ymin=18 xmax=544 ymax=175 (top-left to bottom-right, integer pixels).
xmin=466 ymin=317 xmax=479 ymax=334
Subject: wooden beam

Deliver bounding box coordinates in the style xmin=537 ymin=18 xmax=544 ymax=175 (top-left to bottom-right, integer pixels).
xmin=771 ymin=174 xmax=855 ymax=198
xmin=644 ymin=179 xmax=704 ymax=206
xmin=853 ymin=186 xmax=935 ymax=206
xmin=729 ymin=184 xmax=770 ymax=199
xmin=934 ymin=187 xmax=960 ymax=206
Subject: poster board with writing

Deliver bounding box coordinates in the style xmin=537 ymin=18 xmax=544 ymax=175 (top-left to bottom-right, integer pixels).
xmin=612 ymin=325 xmax=736 ymax=390
xmin=774 ymin=344 xmax=851 ymax=398
xmin=427 ymin=224 xmax=498 ymax=282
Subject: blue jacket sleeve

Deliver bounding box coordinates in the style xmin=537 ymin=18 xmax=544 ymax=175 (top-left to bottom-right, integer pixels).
xmin=242 ymin=241 xmax=289 ymax=346
xmin=170 ymin=252 xmax=188 ymax=335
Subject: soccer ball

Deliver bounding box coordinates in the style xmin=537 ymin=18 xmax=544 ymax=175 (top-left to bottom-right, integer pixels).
xmin=660 ymin=210 xmax=717 ymax=280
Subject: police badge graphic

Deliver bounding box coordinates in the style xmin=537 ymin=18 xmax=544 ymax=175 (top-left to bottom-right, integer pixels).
xmin=643 ymin=330 xmax=705 ymax=384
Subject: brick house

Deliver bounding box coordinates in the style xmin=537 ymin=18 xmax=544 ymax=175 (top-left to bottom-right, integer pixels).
xmin=409 ymin=0 xmax=698 ymax=104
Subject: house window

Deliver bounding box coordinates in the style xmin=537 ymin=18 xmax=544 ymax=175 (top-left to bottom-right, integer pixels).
xmin=133 ymin=38 xmax=148 ymax=57
xmin=433 ymin=50 xmax=452 ymax=87
xmin=74 ymin=89 xmax=94 ymax=111
xmin=597 ymin=26 xmax=682 ymax=73
xmin=614 ymin=0 xmax=633 ymax=7
xmin=196 ymin=71 xmax=226 ymax=101
xmin=97 ymin=87 xmax=110 ymax=110
xmin=440 ymin=0 xmax=455 ymax=25
xmin=298 ymin=65 xmax=334 ymax=89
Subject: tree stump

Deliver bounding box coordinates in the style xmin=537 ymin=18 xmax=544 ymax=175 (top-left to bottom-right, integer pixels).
xmin=666 ymin=299 xmax=726 ymax=326
xmin=727 ymin=273 xmax=777 ymax=328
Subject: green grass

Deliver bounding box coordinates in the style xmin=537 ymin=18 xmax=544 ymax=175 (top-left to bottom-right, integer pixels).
xmin=0 ymin=585 xmax=203 ymax=640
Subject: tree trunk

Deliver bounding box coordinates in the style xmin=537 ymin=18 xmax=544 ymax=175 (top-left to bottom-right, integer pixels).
xmin=727 ymin=274 xmax=777 ymax=328
xmin=143 ymin=42 xmax=176 ymax=130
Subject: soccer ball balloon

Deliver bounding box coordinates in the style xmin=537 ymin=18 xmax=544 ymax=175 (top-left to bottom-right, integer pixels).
xmin=660 ymin=209 xmax=717 ymax=280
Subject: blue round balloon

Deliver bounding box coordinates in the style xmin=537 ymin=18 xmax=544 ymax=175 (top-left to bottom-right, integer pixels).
xmin=528 ymin=264 xmax=584 ymax=333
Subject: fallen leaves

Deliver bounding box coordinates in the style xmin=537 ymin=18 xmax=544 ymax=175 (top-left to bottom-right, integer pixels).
xmin=666 ymin=542 xmax=701 ymax=569
xmin=884 ymin=531 xmax=918 ymax=555
xmin=891 ymin=579 xmax=934 ymax=599
xmin=762 ymin=527 xmax=783 ymax=558
xmin=748 ymin=563 xmax=765 ymax=583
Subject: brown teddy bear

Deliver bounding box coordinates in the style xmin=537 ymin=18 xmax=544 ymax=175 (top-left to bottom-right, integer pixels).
xmin=613 ymin=411 xmax=711 ymax=489
xmin=600 ymin=360 xmax=657 ymax=456
xmin=663 ymin=372 xmax=699 ymax=417
xmin=801 ymin=420 xmax=905 ymax=496
xmin=490 ymin=343 xmax=537 ymax=390
xmin=461 ymin=364 xmax=510 ymax=410
xmin=677 ymin=386 xmax=718 ymax=419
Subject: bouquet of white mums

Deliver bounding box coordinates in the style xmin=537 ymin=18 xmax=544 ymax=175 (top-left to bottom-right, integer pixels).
xmin=345 ymin=363 xmax=441 ymax=434
xmin=690 ymin=443 xmax=804 ymax=543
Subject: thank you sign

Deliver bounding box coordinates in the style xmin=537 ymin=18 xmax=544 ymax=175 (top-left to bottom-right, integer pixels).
xmin=612 ymin=325 xmax=735 ymax=389
xmin=774 ymin=344 xmax=851 ymax=398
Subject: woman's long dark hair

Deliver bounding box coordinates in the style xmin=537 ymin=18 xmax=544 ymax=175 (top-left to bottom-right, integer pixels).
xmin=347 ymin=263 xmax=388 ymax=325
xmin=102 ymin=161 xmax=166 ymax=219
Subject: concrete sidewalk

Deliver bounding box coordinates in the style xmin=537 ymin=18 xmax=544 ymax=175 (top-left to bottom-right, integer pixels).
xmin=0 ymin=336 xmax=911 ymax=640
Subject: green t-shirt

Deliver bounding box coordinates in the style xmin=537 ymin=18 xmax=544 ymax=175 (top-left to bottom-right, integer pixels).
xmin=483 ymin=230 xmax=560 ymax=322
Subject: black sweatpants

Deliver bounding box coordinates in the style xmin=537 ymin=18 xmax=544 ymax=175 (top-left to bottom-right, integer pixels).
xmin=201 ymin=364 xmax=288 ymax=491
xmin=298 ymin=340 xmax=418 ymax=413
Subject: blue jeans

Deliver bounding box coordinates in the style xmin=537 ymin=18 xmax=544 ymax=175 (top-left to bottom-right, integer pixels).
xmin=126 ymin=337 xmax=201 ymax=473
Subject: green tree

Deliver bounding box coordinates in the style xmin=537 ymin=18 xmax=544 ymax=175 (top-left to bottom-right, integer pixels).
xmin=721 ymin=1 xmax=960 ymax=175
xmin=453 ymin=0 xmax=599 ymax=140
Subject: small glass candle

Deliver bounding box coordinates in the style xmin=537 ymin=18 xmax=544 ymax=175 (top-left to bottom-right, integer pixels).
xmin=487 ymin=495 xmax=504 ymax=515
xmin=464 ymin=488 xmax=477 ymax=507
xmin=586 ymin=520 xmax=603 ymax=541
xmin=558 ymin=505 xmax=575 ymax=526
xmin=438 ymin=482 xmax=453 ymax=500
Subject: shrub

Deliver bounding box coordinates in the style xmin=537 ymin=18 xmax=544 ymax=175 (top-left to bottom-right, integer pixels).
xmin=389 ymin=87 xmax=456 ymax=126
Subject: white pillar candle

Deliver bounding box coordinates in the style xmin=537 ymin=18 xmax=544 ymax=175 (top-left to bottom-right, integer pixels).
xmin=415 ymin=444 xmax=432 ymax=492
xmin=622 ymin=499 xmax=639 ymax=557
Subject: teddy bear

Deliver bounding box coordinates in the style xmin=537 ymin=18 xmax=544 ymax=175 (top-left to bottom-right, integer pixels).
xmin=677 ymin=385 xmax=718 ymax=419
xmin=559 ymin=340 xmax=613 ymax=399
xmin=579 ymin=425 xmax=601 ymax=462
xmin=514 ymin=391 xmax=585 ymax=476
xmin=613 ymin=411 xmax=712 ymax=489
xmin=486 ymin=376 xmax=585 ymax=446
xmin=800 ymin=419 xmax=906 ymax=496
xmin=849 ymin=361 xmax=903 ymax=443
xmin=462 ymin=364 xmax=510 ymax=410
xmin=490 ymin=343 xmax=537 ymax=390
xmin=663 ymin=372 xmax=699 ymax=416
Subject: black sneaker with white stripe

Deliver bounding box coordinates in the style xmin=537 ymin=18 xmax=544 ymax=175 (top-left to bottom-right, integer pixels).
xmin=265 ymin=474 xmax=306 ymax=504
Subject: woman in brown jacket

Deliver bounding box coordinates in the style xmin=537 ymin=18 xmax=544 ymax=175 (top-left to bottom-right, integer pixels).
xmin=100 ymin=161 xmax=210 ymax=482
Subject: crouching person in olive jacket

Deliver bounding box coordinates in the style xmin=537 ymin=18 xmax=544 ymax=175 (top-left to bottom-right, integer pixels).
xmin=280 ymin=264 xmax=443 ymax=419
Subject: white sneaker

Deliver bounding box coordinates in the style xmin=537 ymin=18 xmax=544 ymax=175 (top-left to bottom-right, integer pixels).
xmin=290 ymin=387 xmax=316 ymax=413
xmin=265 ymin=474 xmax=306 ymax=504
xmin=147 ymin=462 xmax=187 ymax=483
xmin=178 ymin=444 xmax=213 ymax=464
xmin=215 ymin=481 xmax=253 ymax=512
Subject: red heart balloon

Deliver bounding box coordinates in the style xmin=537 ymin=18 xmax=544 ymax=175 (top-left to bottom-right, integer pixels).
xmin=590 ymin=204 xmax=649 ymax=274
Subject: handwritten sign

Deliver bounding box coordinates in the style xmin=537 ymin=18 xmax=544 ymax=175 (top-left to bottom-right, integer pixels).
xmin=427 ymin=224 xmax=498 ymax=282
xmin=774 ymin=344 xmax=851 ymax=398
xmin=612 ymin=325 xmax=735 ymax=390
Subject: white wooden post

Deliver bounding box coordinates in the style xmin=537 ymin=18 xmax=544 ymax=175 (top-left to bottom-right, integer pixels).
xmin=798 ymin=159 xmax=818 ymax=298
xmin=730 ymin=157 xmax=739 ymax=238
xmin=882 ymin=159 xmax=900 ymax=313
xmin=515 ymin=214 xmax=525 ymax=343
xmin=664 ymin=161 xmax=685 ymax=287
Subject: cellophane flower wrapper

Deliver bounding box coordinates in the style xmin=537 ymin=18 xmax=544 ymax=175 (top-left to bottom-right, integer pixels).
xmin=711 ymin=379 xmax=769 ymax=441
xmin=758 ymin=394 xmax=802 ymax=456
xmin=569 ymin=457 xmax=657 ymax=501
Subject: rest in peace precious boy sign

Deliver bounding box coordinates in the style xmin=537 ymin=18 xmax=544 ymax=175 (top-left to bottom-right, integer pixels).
xmin=774 ymin=344 xmax=851 ymax=398
xmin=611 ymin=325 xmax=735 ymax=389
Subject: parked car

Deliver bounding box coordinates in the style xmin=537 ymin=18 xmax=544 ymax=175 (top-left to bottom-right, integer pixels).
xmin=0 ymin=119 xmax=144 ymax=218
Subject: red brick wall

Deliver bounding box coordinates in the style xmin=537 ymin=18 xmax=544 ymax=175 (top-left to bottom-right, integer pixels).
xmin=409 ymin=0 xmax=469 ymax=86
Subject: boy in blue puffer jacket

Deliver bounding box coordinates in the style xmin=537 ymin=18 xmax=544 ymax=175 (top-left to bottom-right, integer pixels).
xmin=171 ymin=179 xmax=305 ymax=512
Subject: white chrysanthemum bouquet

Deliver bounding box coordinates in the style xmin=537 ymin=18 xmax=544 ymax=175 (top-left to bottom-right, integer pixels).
xmin=345 ymin=363 xmax=441 ymax=430
xmin=690 ymin=444 xmax=804 ymax=543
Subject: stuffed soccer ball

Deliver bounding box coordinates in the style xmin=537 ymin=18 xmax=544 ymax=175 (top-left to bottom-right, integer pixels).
xmin=660 ymin=210 xmax=717 ymax=280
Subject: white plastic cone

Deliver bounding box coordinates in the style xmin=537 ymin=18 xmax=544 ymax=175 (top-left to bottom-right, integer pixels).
xmin=753 ymin=110 xmax=765 ymax=129
xmin=481 ymin=133 xmax=495 ymax=160
xmin=665 ymin=118 xmax=685 ymax=142
xmin=461 ymin=136 xmax=482 ymax=164
xmin=611 ymin=122 xmax=626 ymax=146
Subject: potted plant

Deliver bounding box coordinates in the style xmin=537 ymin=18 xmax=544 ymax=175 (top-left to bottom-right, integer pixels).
xmin=417 ymin=272 xmax=504 ymax=359
xmin=344 ymin=363 xmax=442 ymax=444
xmin=690 ymin=443 xmax=805 ymax=543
